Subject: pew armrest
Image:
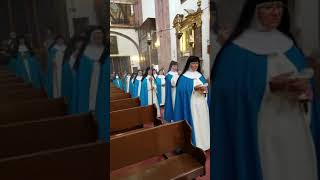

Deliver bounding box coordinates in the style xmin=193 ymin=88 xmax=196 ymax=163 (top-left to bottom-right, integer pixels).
xmin=111 ymin=153 xmax=204 ymax=180
xmin=184 ymin=145 xmax=207 ymax=176
xmin=154 ymin=117 xmax=163 ymax=126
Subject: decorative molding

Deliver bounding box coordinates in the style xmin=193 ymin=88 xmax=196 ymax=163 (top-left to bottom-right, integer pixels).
xmin=172 ymin=2 xmax=203 ymax=33
xmin=173 ymin=0 xmax=203 ymax=58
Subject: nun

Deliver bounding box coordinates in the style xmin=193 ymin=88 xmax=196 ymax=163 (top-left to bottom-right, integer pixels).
xmin=132 ymin=70 xmax=143 ymax=98
xmin=156 ymin=69 xmax=166 ymax=106
xmin=46 ymin=35 xmax=66 ymax=98
xmin=61 ymin=35 xmax=85 ymax=113
xmin=152 ymin=68 xmax=158 ymax=79
xmin=124 ymin=72 xmax=131 ymax=93
xmin=74 ymin=26 xmax=108 ymax=141
xmin=140 ymin=67 xmax=161 ymax=117
xmin=164 ymin=61 xmax=179 ymax=121
xmin=210 ymin=0 xmax=320 ymax=179
xmin=129 ymin=72 xmax=137 ymax=95
xmin=174 ymin=56 xmax=210 ymax=151
xmin=112 ymin=73 xmax=123 ymax=89
xmin=11 ymin=35 xmax=43 ymax=89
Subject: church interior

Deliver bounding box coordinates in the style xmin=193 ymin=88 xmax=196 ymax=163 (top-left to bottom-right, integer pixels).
xmin=0 ymin=0 xmax=109 ymax=179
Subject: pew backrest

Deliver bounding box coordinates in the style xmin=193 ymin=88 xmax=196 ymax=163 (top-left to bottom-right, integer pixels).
xmin=0 ymin=142 xmax=108 ymax=180
xmin=0 ymin=113 xmax=97 ymax=158
xmin=110 ymin=121 xmax=205 ymax=171
xmin=0 ymin=98 xmax=67 ymax=125
xmin=110 ymin=98 xmax=140 ymax=112
xmin=110 ymin=105 xmax=162 ymax=135
xmin=110 ymin=93 xmax=130 ymax=101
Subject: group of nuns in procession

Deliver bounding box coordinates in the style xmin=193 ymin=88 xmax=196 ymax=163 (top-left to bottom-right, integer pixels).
xmin=113 ymin=0 xmax=320 ymax=179
xmin=8 ymin=26 xmax=108 ymax=141
xmin=112 ymin=56 xmax=211 ymax=152
xmin=7 ymin=0 xmax=320 ymax=179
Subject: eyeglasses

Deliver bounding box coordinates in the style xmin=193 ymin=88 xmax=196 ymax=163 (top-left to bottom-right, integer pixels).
xmin=257 ymin=2 xmax=285 ymax=11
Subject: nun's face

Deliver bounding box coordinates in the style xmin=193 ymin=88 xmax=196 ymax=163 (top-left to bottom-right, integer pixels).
xmin=171 ymin=65 xmax=178 ymax=72
xmin=159 ymin=71 xmax=164 ymax=75
xmin=138 ymin=71 xmax=143 ymax=76
xmin=257 ymin=2 xmax=283 ymax=31
xmin=148 ymin=69 xmax=152 ymax=75
xmin=92 ymin=30 xmax=104 ymax=45
xmin=190 ymin=62 xmax=199 ymax=72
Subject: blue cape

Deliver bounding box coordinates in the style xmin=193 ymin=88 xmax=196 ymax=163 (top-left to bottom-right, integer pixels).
xmin=112 ymin=78 xmax=123 ymax=89
xmin=173 ymin=75 xmax=206 ymax=145
xmin=129 ymin=80 xmax=134 ymax=95
xmin=132 ymin=79 xmax=141 ymax=98
xmin=96 ymin=59 xmax=108 ymax=142
xmin=123 ymin=75 xmax=128 ymax=91
xmin=61 ymin=62 xmax=77 ymax=114
xmin=139 ymin=78 xmax=149 ymax=106
xmin=210 ymin=43 xmax=320 ymax=180
xmin=14 ymin=52 xmax=43 ymax=89
xmin=155 ymin=77 xmax=163 ymax=105
xmin=75 ymin=55 xmax=108 ymax=141
xmin=45 ymin=48 xmax=58 ymax=98
xmin=164 ymin=74 xmax=174 ymax=121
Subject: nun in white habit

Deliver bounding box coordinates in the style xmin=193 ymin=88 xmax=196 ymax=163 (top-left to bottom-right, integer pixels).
xmin=76 ymin=27 xmax=106 ymax=113
xmin=210 ymin=0 xmax=319 ymax=180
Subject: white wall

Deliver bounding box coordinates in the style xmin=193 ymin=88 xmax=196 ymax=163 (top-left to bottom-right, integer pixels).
xmin=141 ymin=0 xmax=156 ymax=22
xmin=169 ymin=0 xmax=210 ymax=77
xmin=111 ymin=28 xmax=140 ymax=70
xmin=65 ymin=0 xmax=98 ymax=36
xmin=111 ymin=28 xmax=139 ymax=45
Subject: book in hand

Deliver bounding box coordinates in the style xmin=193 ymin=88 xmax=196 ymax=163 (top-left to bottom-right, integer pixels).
xmin=289 ymin=68 xmax=313 ymax=101
xmin=289 ymin=68 xmax=314 ymax=80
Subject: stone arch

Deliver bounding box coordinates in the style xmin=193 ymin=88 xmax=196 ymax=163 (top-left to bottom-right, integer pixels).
xmin=110 ymin=30 xmax=140 ymax=56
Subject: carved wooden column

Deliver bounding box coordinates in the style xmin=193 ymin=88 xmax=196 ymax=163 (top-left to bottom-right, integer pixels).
xmin=173 ymin=14 xmax=183 ymax=61
xmin=194 ymin=24 xmax=202 ymax=58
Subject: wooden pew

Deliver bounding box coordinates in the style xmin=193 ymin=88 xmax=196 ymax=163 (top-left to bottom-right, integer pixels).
xmin=0 ymin=86 xmax=44 ymax=95
xmin=110 ymin=105 xmax=162 ymax=136
xmin=0 ymin=75 xmax=18 ymax=79
xmin=0 ymin=82 xmax=32 ymax=90
xmin=0 ymin=113 xmax=97 ymax=159
xmin=110 ymin=121 xmax=206 ymax=179
xmin=110 ymin=90 xmax=125 ymax=94
xmin=111 ymin=89 xmax=124 ymax=94
xmin=0 ymin=77 xmax=24 ymax=83
xmin=0 ymin=98 xmax=67 ymax=125
xmin=0 ymin=142 xmax=108 ymax=180
xmin=0 ymin=88 xmax=47 ymax=103
xmin=0 ymin=73 xmax=15 ymax=79
xmin=110 ymin=98 xmax=140 ymax=112
xmin=0 ymin=69 xmax=10 ymax=73
xmin=110 ymin=93 xmax=131 ymax=101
